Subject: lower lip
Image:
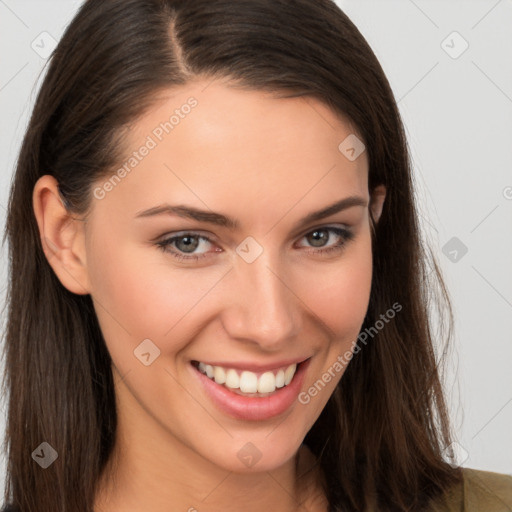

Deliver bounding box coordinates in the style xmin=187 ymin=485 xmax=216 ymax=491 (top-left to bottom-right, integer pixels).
xmin=190 ymin=358 xmax=311 ymax=421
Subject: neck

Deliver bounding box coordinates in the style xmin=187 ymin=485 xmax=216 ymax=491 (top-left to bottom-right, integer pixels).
xmin=94 ymin=427 xmax=327 ymax=512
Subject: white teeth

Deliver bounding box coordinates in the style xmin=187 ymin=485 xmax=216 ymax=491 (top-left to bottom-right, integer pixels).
xmin=196 ymin=361 xmax=298 ymax=394
xmin=275 ymin=369 xmax=285 ymax=388
xmin=284 ymin=365 xmax=296 ymax=385
xmin=258 ymin=371 xmax=277 ymax=393
xmin=213 ymin=365 xmax=226 ymax=384
xmin=239 ymin=371 xmax=258 ymax=393
xmin=225 ymin=369 xmax=239 ymax=389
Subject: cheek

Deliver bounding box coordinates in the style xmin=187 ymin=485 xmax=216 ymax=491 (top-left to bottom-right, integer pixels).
xmin=86 ymin=234 xmax=227 ymax=350
xmin=296 ymin=236 xmax=372 ymax=411
xmin=303 ymin=233 xmax=373 ymax=340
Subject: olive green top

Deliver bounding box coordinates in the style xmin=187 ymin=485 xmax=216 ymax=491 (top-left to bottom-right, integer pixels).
xmin=431 ymin=467 xmax=512 ymax=511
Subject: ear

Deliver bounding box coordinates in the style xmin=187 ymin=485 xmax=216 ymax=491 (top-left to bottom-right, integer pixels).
xmin=32 ymin=175 xmax=91 ymax=295
xmin=369 ymin=184 xmax=386 ymax=224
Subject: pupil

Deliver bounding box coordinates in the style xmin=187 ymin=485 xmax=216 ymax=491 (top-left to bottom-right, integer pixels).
xmin=178 ymin=236 xmax=199 ymax=253
xmin=309 ymin=230 xmax=327 ymax=247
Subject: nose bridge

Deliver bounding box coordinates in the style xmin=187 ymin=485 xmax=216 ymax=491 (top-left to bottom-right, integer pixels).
xmin=223 ymin=247 xmax=300 ymax=348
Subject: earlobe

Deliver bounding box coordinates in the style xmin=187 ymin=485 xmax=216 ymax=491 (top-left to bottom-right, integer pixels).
xmin=369 ymin=184 xmax=386 ymax=224
xmin=32 ymin=175 xmax=91 ymax=295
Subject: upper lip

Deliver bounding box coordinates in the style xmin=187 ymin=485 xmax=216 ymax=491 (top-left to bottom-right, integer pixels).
xmin=192 ymin=356 xmax=310 ymax=373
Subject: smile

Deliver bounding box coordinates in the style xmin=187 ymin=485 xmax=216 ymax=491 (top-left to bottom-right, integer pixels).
xmin=193 ymin=361 xmax=298 ymax=394
xmin=190 ymin=358 xmax=311 ymax=420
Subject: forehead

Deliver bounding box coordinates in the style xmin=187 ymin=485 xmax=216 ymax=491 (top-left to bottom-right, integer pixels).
xmin=90 ymin=79 xmax=369 ymax=224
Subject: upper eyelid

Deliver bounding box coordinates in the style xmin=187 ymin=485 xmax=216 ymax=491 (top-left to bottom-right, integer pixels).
xmin=162 ymin=223 xmax=349 ymax=237
xmin=295 ymin=222 xmax=351 ymax=237
xmin=160 ymin=224 xmax=351 ymax=248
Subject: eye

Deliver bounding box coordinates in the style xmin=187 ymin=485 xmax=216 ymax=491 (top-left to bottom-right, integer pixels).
xmin=156 ymin=233 xmax=219 ymax=261
xmin=155 ymin=226 xmax=355 ymax=262
xmin=296 ymin=226 xmax=355 ymax=256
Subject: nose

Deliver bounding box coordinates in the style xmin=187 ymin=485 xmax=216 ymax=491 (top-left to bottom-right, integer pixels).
xmin=220 ymin=250 xmax=302 ymax=351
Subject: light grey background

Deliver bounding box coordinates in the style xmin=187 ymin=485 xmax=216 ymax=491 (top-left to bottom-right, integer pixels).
xmin=1 ymin=0 xmax=511 ymax=492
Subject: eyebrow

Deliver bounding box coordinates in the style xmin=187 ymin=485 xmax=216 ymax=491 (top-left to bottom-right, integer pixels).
xmin=135 ymin=195 xmax=367 ymax=229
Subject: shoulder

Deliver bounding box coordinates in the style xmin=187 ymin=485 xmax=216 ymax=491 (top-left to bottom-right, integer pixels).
xmin=432 ymin=467 xmax=512 ymax=511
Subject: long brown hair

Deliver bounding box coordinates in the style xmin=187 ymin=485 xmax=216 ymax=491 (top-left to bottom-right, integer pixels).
xmin=2 ymin=0 xmax=463 ymax=510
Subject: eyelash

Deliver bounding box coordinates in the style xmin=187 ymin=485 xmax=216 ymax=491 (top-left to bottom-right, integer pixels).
xmin=155 ymin=226 xmax=355 ymax=262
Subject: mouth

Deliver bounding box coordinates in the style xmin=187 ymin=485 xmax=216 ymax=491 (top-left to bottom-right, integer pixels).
xmin=191 ymin=359 xmax=307 ymax=397
xmin=190 ymin=358 xmax=311 ymax=421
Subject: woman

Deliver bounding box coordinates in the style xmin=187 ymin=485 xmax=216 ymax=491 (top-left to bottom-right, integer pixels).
xmin=2 ymin=0 xmax=511 ymax=511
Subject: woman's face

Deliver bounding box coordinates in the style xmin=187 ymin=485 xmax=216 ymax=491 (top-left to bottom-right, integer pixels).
xmin=65 ymin=80 xmax=384 ymax=472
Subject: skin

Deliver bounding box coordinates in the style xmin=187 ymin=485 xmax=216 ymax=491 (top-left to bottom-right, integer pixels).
xmin=33 ymin=78 xmax=386 ymax=512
